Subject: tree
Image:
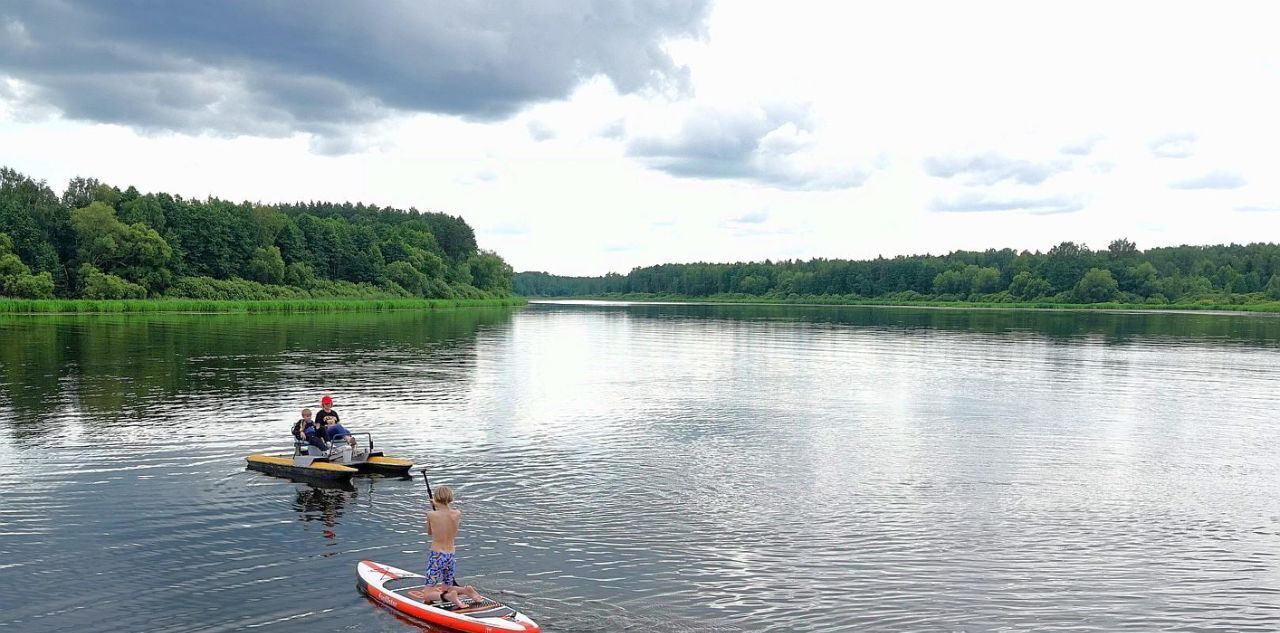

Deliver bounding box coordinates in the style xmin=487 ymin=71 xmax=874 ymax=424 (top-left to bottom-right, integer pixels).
xmin=70 ymin=202 xmax=174 ymax=293
xmin=244 ymin=246 xmax=286 ymax=285
xmin=467 ymin=250 xmax=514 ymax=293
xmin=0 ymin=168 xmax=65 ymax=279
xmin=933 ymin=267 xmax=971 ymax=295
xmin=1108 ymin=238 xmax=1137 ymax=259
xmin=385 ymin=261 xmax=427 ymax=296
xmin=284 ymin=262 xmax=318 ymax=288
xmin=1044 ymin=241 xmax=1091 ymax=292
xmin=118 ymin=194 xmax=166 ymax=231
xmin=739 ymin=274 xmax=770 ymax=295
xmin=971 ymin=266 xmax=1002 ymax=294
xmin=1008 ymin=271 xmax=1052 ymax=300
xmin=1126 ymin=261 xmax=1159 ymax=296
xmin=1074 ymin=268 xmax=1119 ymax=303
xmin=0 ymin=233 xmax=55 ymax=298
xmin=1266 ymin=274 xmax=1280 ymax=300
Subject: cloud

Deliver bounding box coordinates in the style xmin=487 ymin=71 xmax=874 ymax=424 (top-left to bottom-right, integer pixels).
xmin=599 ymin=119 xmax=627 ymax=140
xmin=527 ymin=121 xmax=556 ymax=142
xmin=922 ymin=152 xmax=1069 ymax=185
xmin=1149 ymin=132 xmax=1196 ymax=158
xmin=932 ymin=192 xmax=1084 ymax=214
xmin=729 ymin=210 xmax=769 ymax=224
xmin=1059 ymin=137 xmax=1101 ymax=156
xmin=0 ymin=1 xmax=710 ymax=148
xmin=1169 ymin=170 xmax=1246 ymax=190
xmin=1234 ymin=204 xmax=1280 ymax=212
xmin=3 ymin=17 xmax=33 ymax=49
xmin=627 ymin=103 xmax=873 ymax=190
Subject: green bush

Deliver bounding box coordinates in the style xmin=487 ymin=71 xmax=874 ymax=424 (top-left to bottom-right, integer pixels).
xmin=0 ymin=250 xmax=55 ymax=298
xmin=10 ymin=271 xmax=55 ymax=298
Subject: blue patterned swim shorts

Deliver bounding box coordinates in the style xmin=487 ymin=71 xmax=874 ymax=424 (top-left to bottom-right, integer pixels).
xmin=424 ymin=550 xmax=457 ymax=586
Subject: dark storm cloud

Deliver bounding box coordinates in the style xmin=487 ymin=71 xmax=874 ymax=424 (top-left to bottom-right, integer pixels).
xmin=932 ymin=192 xmax=1083 ymax=214
xmin=627 ymin=104 xmax=872 ymax=190
xmin=922 ymin=152 xmax=1069 ymax=186
xmin=0 ymin=1 xmax=710 ymax=144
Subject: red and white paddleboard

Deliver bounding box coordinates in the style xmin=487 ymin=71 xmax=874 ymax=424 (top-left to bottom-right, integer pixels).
xmin=357 ymin=560 xmax=540 ymax=633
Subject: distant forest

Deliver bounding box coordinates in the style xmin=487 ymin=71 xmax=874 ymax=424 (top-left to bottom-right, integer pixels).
xmin=515 ymin=240 xmax=1280 ymax=306
xmin=0 ymin=167 xmax=513 ymax=300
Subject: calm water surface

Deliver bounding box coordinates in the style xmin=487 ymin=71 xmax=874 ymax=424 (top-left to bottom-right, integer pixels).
xmin=1 ymin=302 xmax=1279 ymax=632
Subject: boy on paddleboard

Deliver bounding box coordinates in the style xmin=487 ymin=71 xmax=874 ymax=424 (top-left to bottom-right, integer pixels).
xmin=425 ymin=485 xmax=487 ymax=609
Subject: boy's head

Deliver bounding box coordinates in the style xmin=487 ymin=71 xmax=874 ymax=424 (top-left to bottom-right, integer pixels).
xmin=320 ymin=394 xmax=333 ymax=409
xmin=301 ymin=408 xmax=312 ymax=419
xmin=433 ymin=485 xmax=453 ymax=506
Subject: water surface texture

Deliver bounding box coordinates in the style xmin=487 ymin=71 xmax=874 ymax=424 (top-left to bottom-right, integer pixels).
xmin=2 ymin=303 xmax=1279 ymax=632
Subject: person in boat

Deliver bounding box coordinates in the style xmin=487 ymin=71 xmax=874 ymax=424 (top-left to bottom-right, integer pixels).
xmin=425 ymin=484 xmax=487 ymax=609
xmin=323 ymin=416 xmax=357 ymax=448
xmin=316 ymin=395 xmax=339 ymax=428
xmin=292 ymin=408 xmax=329 ymax=455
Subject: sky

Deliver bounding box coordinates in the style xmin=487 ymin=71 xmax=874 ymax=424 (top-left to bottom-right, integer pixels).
xmin=1 ymin=1 xmax=1278 ymax=276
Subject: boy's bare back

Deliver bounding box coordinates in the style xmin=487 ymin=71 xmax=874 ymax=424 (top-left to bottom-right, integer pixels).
xmin=426 ymin=506 xmax=462 ymax=553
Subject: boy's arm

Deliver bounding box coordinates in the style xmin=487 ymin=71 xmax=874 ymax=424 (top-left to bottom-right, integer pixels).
xmin=425 ymin=511 xmax=433 ymax=536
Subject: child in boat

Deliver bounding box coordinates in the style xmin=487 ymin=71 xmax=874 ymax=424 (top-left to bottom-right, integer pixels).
xmin=425 ymin=485 xmax=487 ymax=608
xmin=315 ymin=395 xmax=339 ymax=428
xmin=292 ymin=408 xmax=328 ymax=454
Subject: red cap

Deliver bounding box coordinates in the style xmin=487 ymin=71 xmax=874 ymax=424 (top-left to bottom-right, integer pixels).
xmin=321 ymin=395 xmax=333 ymax=405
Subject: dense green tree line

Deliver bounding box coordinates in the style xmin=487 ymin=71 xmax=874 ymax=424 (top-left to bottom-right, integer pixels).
xmin=516 ymin=238 xmax=1280 ymax=305
xmin=0 ymin=167 xmax=513 ymax=300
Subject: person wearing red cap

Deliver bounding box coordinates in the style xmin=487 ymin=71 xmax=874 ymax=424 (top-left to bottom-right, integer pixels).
xmin=317 ymin=395 xmax=357 ymax=450
xmin=316 ymin=395 xmax=339 ymax=428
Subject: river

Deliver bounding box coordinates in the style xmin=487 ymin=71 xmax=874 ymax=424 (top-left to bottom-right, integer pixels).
xmin=1 ymin=302 xmax=1278 ymax=632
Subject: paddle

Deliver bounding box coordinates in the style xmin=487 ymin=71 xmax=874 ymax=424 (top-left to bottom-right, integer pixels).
xmin=421 ymin=468 xmax=436 ymax=510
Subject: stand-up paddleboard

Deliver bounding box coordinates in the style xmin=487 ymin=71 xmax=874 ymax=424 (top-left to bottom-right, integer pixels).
xmin=357 ymin=560 xmax=540 ymax=633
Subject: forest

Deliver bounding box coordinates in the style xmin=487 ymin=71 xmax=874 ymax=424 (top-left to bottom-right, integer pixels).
xmin=0 ymin=167 xmax=513 ymax=300
xmin=515 ymin=239 xmax=1280 ymax=307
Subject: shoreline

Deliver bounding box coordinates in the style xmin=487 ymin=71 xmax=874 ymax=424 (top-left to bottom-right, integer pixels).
xmin=0 ymin=297 xmax=526 ymax=315
xmin=527 ymin=296 xmax=1280 ymax=317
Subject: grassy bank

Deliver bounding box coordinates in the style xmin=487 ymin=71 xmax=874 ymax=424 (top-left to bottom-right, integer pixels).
xmin=0 ymin=297 xmax=526 ymax=314
xmin=533 ymin=293 xmax=1280 ymax=314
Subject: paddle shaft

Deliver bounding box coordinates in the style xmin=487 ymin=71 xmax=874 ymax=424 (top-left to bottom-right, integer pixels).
xmin=421 ymin=469 xmax=436 ymax=510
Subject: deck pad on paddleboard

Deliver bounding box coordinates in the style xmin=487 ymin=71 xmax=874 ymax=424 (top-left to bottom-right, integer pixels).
xmin=391 ymin=586 xmax=518 ymax=618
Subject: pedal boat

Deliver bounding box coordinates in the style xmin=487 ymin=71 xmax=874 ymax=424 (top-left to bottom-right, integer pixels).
xmin=245 ymin=452 xmax=358 ymax=483
xmin=246 ymin=433 xmax=413 ymax=482
xmin=323 ymin=433 xmax=415 ymax=476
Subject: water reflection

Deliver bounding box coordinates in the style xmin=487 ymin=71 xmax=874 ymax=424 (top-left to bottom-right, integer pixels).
xmin=0 ymin=308 xmax=520 ymax=438
xmin=293 ymin=485 xmax=357 ymax=546
xmin=536 ymin=300 xmax=1280 ymax=346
